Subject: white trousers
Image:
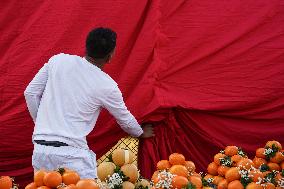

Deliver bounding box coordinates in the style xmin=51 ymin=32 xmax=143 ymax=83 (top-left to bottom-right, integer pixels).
xmin=32 ymin=144 xmax=97 ymax=178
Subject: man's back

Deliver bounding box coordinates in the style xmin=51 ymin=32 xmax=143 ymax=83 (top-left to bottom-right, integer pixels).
xmin=26 ymin=53 xmax=118 ymax=148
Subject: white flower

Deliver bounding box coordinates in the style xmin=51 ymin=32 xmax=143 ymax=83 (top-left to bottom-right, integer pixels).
xmin=219 ymin=157 xmax=232 ymax=166
xmin=256 ymin=177 xmax=263 ymax=185
xmin=207 ymin=178 xmax=214 ymax=183
xmin=150 ymin=181 xmax=154 ymax=187
xmin=264 ymin=148 xmax=273 ymax=155
xmin=155 ymin=170 xmax=175 ymax=189
xmin=239 ymin=151 xmax=245 ymax=156
xmin=238 ymin=169 xmax=249 ymax=178
xmin=107 ymin=173 xmax=123 ymax=189
xmin=266 ymin=177 xmax=272 ymax=183
xmin=97 ymin=179 xmax=109 ymax=189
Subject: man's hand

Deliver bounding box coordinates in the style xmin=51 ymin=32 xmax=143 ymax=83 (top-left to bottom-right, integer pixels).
xmin=140 ymin=123 xmax=155 ymax=138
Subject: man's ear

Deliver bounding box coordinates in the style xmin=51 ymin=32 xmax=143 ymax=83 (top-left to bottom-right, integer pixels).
xmin=106 ymin=54 xmax=112 ymax=62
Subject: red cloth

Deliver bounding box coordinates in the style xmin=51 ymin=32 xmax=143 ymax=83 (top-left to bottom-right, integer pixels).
xmin=1 ymin=0 xmax=284 ymax=188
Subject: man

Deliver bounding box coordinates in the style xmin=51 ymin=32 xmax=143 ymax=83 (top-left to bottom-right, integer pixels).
xmin=24 ymin=27 xmax=154 ymax=178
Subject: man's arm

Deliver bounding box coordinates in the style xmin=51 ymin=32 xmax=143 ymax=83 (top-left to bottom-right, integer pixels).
xmin=24 ymin=63 xmax=49 ymax=123
xmin=102 ymin=86 xmax=154 ymax=138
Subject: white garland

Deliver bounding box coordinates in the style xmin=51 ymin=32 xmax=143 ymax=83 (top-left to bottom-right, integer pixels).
xmin=264 ymin=148 xmax=273 ymax=155
xmin=155 ymin=170 xmax=175 ymax=189
xmin=107 ymin=173 xmax=123 ymax=189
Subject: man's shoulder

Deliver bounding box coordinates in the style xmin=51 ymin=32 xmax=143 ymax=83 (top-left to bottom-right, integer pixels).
xmin=48 ymin=53 xmax=80 ymax=62
xmin=100 ymin=73 xmax=118 ymax=92
xmin=103 ymin=73 xmax=117 ymax=85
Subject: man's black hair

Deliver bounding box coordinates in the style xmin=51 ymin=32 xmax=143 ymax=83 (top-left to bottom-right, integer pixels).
xmin=86 ymin=27 xmax=117 ymax=59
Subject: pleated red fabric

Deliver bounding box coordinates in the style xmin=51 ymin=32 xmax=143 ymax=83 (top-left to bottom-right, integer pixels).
xmin=1 ymin=0 xmax=284 ymax=188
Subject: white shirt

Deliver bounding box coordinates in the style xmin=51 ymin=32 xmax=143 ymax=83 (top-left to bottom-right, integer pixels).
xmin=24 ymin=53 xmax=143 ymax=149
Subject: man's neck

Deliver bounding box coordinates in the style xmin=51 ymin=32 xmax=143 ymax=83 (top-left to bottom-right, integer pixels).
xmin=85 ymin=56 xmax=105 ymax=69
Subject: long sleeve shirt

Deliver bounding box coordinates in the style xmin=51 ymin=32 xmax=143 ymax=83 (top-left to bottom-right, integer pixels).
xmin=24 ymin=53 xmax=143 ymax=149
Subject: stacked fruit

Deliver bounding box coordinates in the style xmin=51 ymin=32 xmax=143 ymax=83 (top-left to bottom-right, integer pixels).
xmin=204 ymin=141 xmax=284 ymax=189
xmin=0 ymin=176 xmax=18 ymax=189
xmin=25 ymin=168 xmax=99 ymax=189
xmin=97 ymin=148 xmax=151 ymax=189
xmin=151 ymin=153 xmax=201 ymax=189
xmin=205 ymin=145 xmax=250 ymax=189
xmin=250 ymin=140 xmax=284 ymax=188
xmin=3 ymin=141 xmax=282 ymax=189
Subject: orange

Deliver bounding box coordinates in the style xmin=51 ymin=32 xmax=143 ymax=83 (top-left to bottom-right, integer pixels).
xmin=62 ymin=171 xmax=80 ymax=185
xmin=213 ymin=176 xmax=224 ymax=185
xmin=184 ymin=161 xmax=196 ymax=173
xmin=231 ymin=155 xmax=243 ymax=166
xmin=217 ymin=179 xmax=228 ymax=189
xmin=207 ymin=162 xmax=219 ymax=176
xmin=256 ymin=148 xmax=266 ymax=159
xmin=169 ymin=153 xmax=186 ymax=165
xmin=97 ymin=162 xmax=116 ymax=182
xmin=264 ymin=183 xmax=276 ymax=189
xmin=43 ymin=171 xmax=62 ymax=188
xmin=0 ymin=176 xmax=13 ymax=189
xmin=151 ymin=171 xmax=159 ymax=184
xmin=25 ymin=182 xmax=37 ymax=189
xmin=237 ymin=158 xmax=255 ymax=170
xmin=76 ymin=179 xmax=99 ymax=189
xmin=204 ymin=174 xmax=213 ymax=180
xmin=225 ymin=167 xmax=240 ymax=182
xmin=34 ymin=170 xmax=47 ymax=187
xmin=190 ymin=172 xmax=202 ymax=179
xmin=217 ymin=166 xmax=230 ymax=176
xmin=121 ymin=181 xmax=135 ymax=189
xmin=157 ymin=160 xmax=171 ymax=170
xmin=171 ymin=176 xmax=189 ymax=189
xmin=214 ymin=153 xmax=226 ymax=165
xmin=249 ymin=170 xmax=264 ymax=182
xmin=112 ymin=149 xmax=135 ymax=166
xmin=188 ymin=176 xmax=202 ymax=188
xmin=265 ymin=140 xmax=282 ymax=150
xmin=246 ymin=182 xmax=263 ymax=189
xmin=169 ymin=165 xmax=188 ymax=178
xmin=227 ymin=180 xmax=244 ymax=189
xmin=121 ymin=164 xmax=139 ymax=183
xmin=253 ymin=157 xmax=267 ymax=169
xmin=267 ymin=162 xmax=281 ymax=171
xmin=270 ymin=152 xmax=284 ymax=164
xmin=225 ymin=146 xmax=238 ymax=157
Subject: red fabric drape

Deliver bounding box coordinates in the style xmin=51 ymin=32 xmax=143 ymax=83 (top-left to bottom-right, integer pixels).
xmin=1 ymin=0 xmax=284 ymax=188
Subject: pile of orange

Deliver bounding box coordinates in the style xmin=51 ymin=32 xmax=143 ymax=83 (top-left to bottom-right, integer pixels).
xmin=97 ymin=148 xmax=151 ymax=189
xmin=203 ymin=140 xmax=284 ymax=189
xmin=2 ymin=142 xmax=283 ymax=189
xmin=152 ymin=153 xmax=201 ymax=189
xmin=24 ymin=168 xmax=99 ymax=189
xmin=204 ymin=145 xmax=248 ymax=188
xmin=150 ymin=140 xmax=284 ymax=189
